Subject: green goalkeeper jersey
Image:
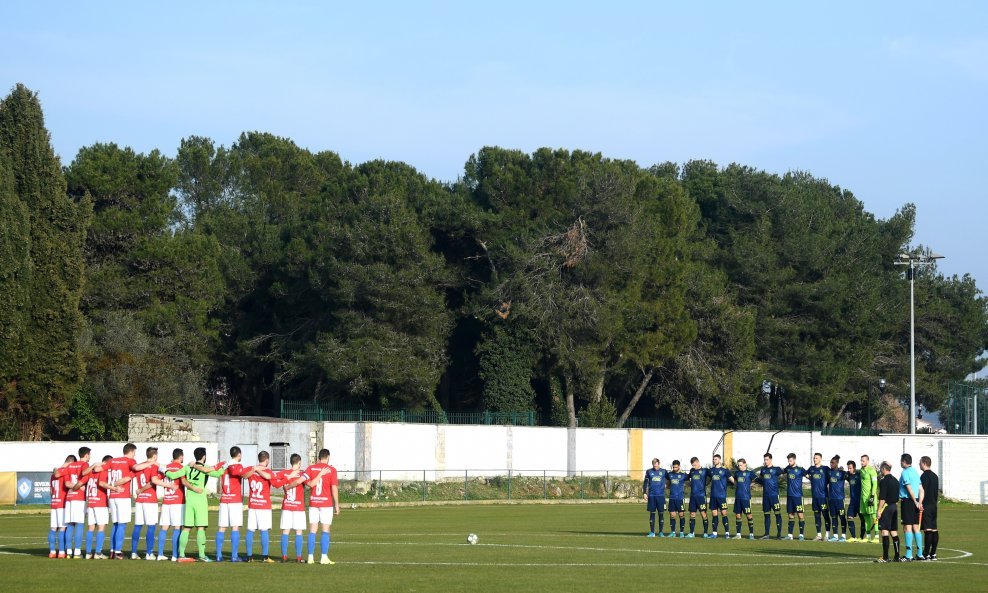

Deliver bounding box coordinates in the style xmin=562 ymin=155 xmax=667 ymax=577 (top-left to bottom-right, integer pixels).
xmin=859 ymin=464 xmax=878 ymax=514
xmin=165 ymin=464 xmax=225 ymax=503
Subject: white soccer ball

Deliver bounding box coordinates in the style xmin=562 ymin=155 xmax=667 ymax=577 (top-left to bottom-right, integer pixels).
xmin=467 ymin=533 xmax=479 ymax=545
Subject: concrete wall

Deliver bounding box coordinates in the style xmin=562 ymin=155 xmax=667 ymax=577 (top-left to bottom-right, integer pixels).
xmin=130 ymin=414 xmax=316 ymax=466
xmin=126 ymin=415 xmax=988 ymax=503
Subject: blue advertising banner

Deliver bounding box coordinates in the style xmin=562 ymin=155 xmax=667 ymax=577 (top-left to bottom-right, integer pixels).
xmin=16 ymin=472 xmax=51 ymax=505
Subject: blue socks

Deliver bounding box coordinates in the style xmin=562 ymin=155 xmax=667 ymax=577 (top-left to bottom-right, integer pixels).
xmin=295 ymin=534 xmax=303 ymax=557
xmin=904 ymin=532 xmax=914 ymax=558
xmin=231 ymin=530 xmax=240 ymax=559
xmin=85 ymin=530 xmax=93 ymax=554
xmin=308 ymin=532 xmax=316 ymax=555
xmin=172 ymin=529 xmax=181 ymax=558
xmin=157 ymin=529 xmax=168 ymax=557
xmin=281 ymin=534 xmax=289 ymax=557
xmin=260 ymin=531 xmax=269 ymax=556
xmin=132 ymin=525 xmax=143 ymax=554
xmin=48 ymin=529 xmax=56 ymax=553
xmin=246 ymin=530 xmax=254 ymax=556
xmin=95 ymin=531 xmax=105 ymax=554
xmin=915 ymin=531 xmax=924 ymax=557
xmin=321 ymin=532 xmax=330 ymax=555
xmin=217 ymin=530 xmax=226 ymax=559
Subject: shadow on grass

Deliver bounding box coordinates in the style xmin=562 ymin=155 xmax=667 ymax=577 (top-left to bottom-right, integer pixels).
xmin=749 ymin=547 xmax=871 ymax=559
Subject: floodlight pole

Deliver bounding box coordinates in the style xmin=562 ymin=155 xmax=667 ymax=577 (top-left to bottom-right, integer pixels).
xmin=909 ymin=257 xmax=916 ymax=435
xmin=894 ymin=250 xmax=944 ymax=435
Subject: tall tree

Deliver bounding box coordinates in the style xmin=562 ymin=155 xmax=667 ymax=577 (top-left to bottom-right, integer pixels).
xmin=463 ymin=148 xmax=696 ymax=427
xmin=64 ymin=143 xmax=225 ymax=438
xmin=0 ymin=84 xmax=90 ymax=439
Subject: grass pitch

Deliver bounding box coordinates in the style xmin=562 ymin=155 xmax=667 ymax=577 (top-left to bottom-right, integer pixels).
xmin=0 ymin=503 xmax=985 ymax=593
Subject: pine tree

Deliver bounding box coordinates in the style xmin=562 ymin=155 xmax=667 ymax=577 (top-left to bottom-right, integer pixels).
xmin=0 ymin=84 xmax=91 ymax=439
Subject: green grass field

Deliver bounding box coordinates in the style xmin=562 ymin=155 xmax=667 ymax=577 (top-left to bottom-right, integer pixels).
xmin=0 ymin=503 xmax=985 ymax=593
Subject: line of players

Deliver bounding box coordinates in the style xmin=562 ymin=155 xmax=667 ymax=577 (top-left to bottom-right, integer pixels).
xmin=642 ymin=451 xmax=941 ymax=561
xmin=47 ymin=443 xmax=340 ymax=564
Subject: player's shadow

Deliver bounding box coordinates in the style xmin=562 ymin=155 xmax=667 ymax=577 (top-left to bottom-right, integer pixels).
xmin=1 ymin=543 xmax=52 ymax=557
xmin=751 ymin=547 xmax=867 ymax=559
xmin=561 ymin=530 xmax=650 ymax=537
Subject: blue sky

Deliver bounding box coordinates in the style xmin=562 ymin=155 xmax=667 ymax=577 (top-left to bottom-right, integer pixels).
xmin=2 ymin=1 xmax=986 ymax=293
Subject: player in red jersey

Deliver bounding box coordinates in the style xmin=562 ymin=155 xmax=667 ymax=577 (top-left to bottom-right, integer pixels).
xmin=304 ymin=448 xmax=340 ymax=565
xmin=216 ymin=446 xmax=256 ymax=562
xmin=273 ymin=453 xmax=308 ymax=562
xmin=245 ymin=451 xmax=275 ymax=563
xmin=49 ymin=455 xmax=74 ymax=558
xmin=156 ymin=448 xmax=186 ymax=561
xmin=78 ymin=455 xmax=113 ymax=559
xmin=106 ymin=443 xmax=153 ymax=559
xmin=63 ymin=447 xmax=92 ymax=558
xmin=131 ymin=447 xmax=176 ymax=560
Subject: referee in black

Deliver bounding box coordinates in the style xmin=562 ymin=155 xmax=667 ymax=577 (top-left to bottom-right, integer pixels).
xmin=875 ymin=461 xmax=901 ymax=563
xmin=919 ymin=456 xmax=939 ymax=560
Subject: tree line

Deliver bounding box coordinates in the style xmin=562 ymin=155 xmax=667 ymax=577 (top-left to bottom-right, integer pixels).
xmin=1 ymin=84 xmax=986 ymax=440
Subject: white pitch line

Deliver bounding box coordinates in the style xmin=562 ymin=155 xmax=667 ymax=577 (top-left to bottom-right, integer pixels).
xmin=341 ymin=560 xmax=878 ymax=567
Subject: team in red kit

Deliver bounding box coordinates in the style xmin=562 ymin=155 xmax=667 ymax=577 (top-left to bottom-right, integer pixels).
xmin=48 ymin=444 xmax=340 ymax=564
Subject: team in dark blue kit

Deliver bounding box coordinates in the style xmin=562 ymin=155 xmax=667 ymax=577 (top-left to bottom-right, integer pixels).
xmin=638 ymin=449 xmax=942 ymax=562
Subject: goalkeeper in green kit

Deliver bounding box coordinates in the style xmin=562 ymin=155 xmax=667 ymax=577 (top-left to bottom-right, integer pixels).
xmin=165 ymin=447 xmax=226 ymax=562
xmin=858 ymin=454 xmax=879 ymax=542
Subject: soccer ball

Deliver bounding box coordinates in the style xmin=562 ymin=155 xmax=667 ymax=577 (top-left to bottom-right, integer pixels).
xmin=467 ymin=533 xmax=479 ymax=545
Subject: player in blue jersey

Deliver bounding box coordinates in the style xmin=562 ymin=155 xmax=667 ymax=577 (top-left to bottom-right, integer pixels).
xmin=807 ymin=453 xmax=831 ymax=540
xmin=642 ymin=458 xmax=667 ymax=537
xmin=667 ymin=460 xmax=688 ymax=537
xmin=826 ymin=455 xmax=848 ymax=542
xmin=729 ymin=458 xmax=757 ymax=539
xmin=783 ymin=453 xmax=807 ymax=540
xmin=755 ymin=453 xmax=784 ymax=539
xmin=708 ymin=454 xmax=732 ymax=538
xmin=686 ymin=457 xmax=709 ymax=538
xmin=845 ymin=460 xmax=861 ymax=541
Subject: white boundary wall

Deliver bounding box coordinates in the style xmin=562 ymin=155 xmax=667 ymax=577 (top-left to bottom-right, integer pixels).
xmin=125 ymin=415 xmax=988 ymax=504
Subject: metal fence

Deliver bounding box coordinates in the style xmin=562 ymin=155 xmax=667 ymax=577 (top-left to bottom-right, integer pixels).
xmin=335 ymin=469 xmax=640 ymax=503
xmin=280 ymin=401 xmax=537 ymax=426
xmin=944 ymin=381 xmax=987 ymax=434
xmin=280 ymin=401 xmax=879 ymax=435
xmin=331 ymin=469 xmax=821 ymax=504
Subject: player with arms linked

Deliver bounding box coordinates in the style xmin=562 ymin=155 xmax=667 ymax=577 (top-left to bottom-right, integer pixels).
xmin=666 ymin=461 xmax=688 ymax=538
xmin=729 ymin=458 xmax=757 ymax=539
xmin=755 ymin=453 xmax=784 ymax=539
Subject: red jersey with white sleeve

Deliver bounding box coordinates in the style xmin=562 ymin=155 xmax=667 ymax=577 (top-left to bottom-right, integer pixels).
xmin=304 ymin=463 xmax=338 ymax=508
xmin=247 ymin=470 xmax=272 ymax=510
xmin=220 ymin=463 xmax=247 ymax=504
xmin=106 ymin=456 xmax=138 ymax=499
xmin=273 ymin=469 xmax=305 ymax=511
xmin=63 ymin=460 xmax=89 ymax=502
xmin=134 ymin=464 xmax=160 ymax=503
xmin=161 ymin=461 xmax=185 ymax=505
xmin=85 ymin=469 xmax=109 ymax=508
xmin=50 ymin=474 xmax=66 ymax=509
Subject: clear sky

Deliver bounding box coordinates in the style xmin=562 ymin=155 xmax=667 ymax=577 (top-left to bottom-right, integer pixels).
xmin=2 ymin=1 xmax=986 ymax=291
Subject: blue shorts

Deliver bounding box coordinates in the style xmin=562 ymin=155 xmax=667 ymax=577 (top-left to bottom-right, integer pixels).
xmin=762 ymin=494 xmax=780 ymax=513
xmin=733 ymin=498 xmax=752 ymax=515
xmin=647 ymin=495 xmax=666 ymax=513
xmin=709 ymin=497 xmax=728 ymax=512
xmin=847 ymin=499 xmax=860 ymax=518
xmin=811 ymin=497 xmax=828 ymax=513
xmin=786 ymin=497 xmax=804 ymax=514
xmin=828 ymin=498 xmax=844 ymax=512
xmin=688 ymin=496 xmax=707 ymax=513
xmin=668 ymin=498 xmax=684 ymax=513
